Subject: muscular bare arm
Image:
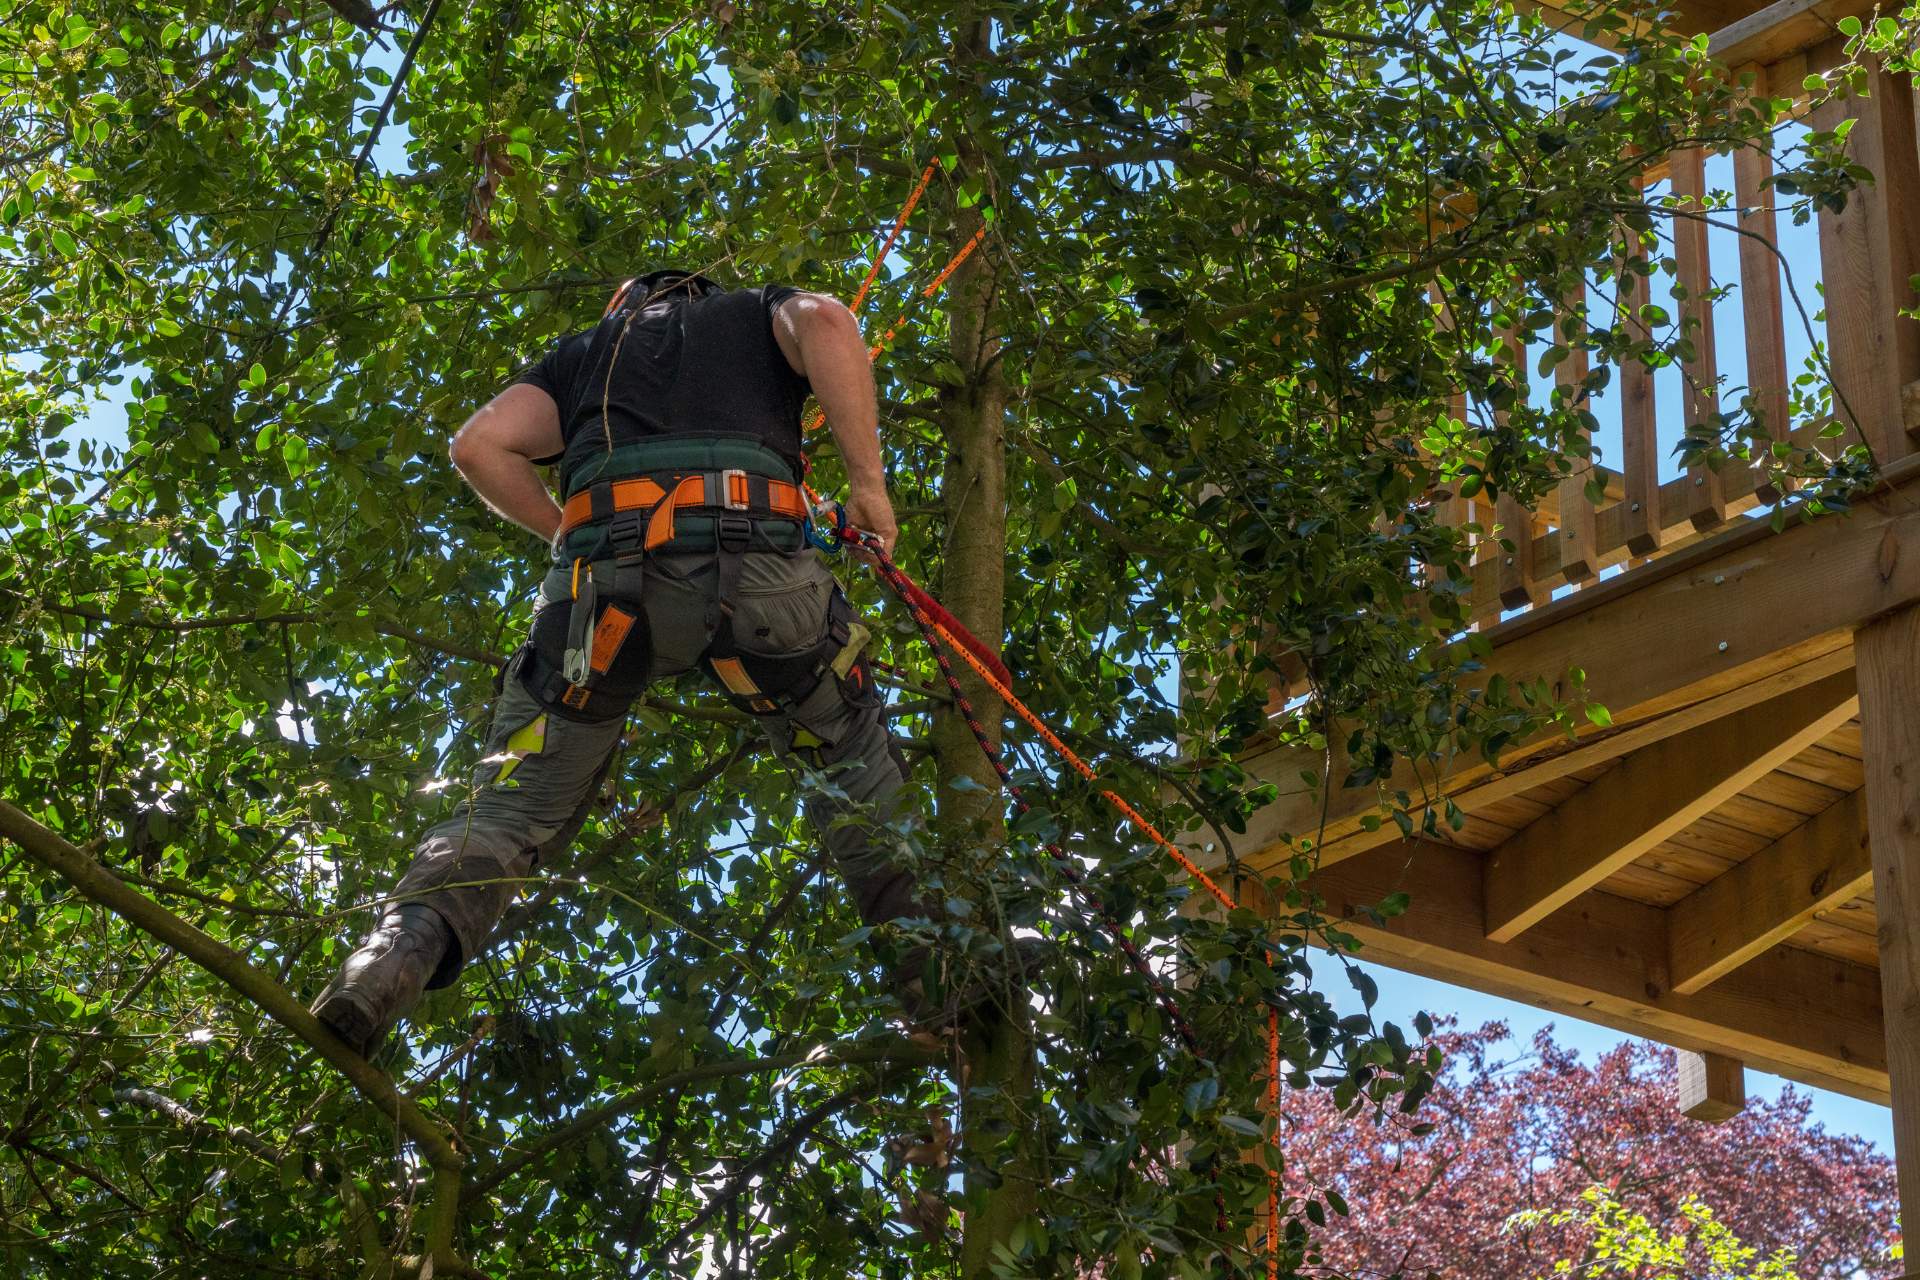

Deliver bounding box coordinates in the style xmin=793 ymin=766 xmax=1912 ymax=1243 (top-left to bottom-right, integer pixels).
xmin=448 ymin=383 xmax=567 ymax=543
xmin=771 ymin=292 xmax=898 ymax=562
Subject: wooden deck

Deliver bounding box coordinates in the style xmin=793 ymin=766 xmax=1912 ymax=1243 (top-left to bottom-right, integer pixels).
xmin=1196 ymin=0 xmax=1920 ymax=1223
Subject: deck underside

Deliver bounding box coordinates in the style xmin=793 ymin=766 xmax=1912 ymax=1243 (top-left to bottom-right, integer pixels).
xmin=1206 ymin=455 xmax=1920 ymax=1104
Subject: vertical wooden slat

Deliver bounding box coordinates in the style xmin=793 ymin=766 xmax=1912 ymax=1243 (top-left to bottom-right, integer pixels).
xmin=1732 ymin=93 xmax=1794 ymax=503
xmin=1810 ymin=58 xmax=1920 ymax=463
xmin=1494 ymin=325 xmax=1543 ymax=609
xmin=1553 ymin=280 xmax=1598 ymax=585
xmin=1671 ymin=148 xmax=1727 ymax=530
xmin=1618 ymin=212 xmax=1662 ymax=557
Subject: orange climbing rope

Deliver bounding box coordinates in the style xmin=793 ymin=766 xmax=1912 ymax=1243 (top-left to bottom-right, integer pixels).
xmin=848 ymin=159 xmax=938 ymax=315
xmin=805 ymin=159 xmax=990 ymax=437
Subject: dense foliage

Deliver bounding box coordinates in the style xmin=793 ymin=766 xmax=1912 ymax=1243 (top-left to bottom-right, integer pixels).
xmin=0 ymin=0 xmax=1874 ymax=1275
xmin=1287 ymin=1023 xmax=1899 ymax=1279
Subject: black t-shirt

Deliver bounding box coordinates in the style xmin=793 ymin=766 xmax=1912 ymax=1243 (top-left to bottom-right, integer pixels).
xmin=517 ymin=283 xmax=812 ymax=493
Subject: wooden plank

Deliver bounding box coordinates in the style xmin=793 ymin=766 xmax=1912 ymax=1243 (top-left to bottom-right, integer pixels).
xmin=1302 ymin=838 xmax=1889 ymax=1103
xmin=1606 ymin=860 xmax=1712 ymax=907
xmin=1618 ymin=215 xmax=1664 ymax=556
xmin=1791 ymin=917 xmax=1882 ymax=968
xmin=1773 ymin=742 xmax=1866 ymax=792
xmin=1855 ymin=603 xmax=1920 ymax=1232
xmin=1732 ymin=125 xmax=1794 ymax=502
xmin=1711 ymin=791 xmax=1821 ymax=841
xmin=1671 ymin=147 xmax=1728 ymax=530
xmin=1554 ymin=281 xmax=1600 ymax=584
xmin=1665 ymin=817 xmax=1772 ymax=863
xmin=1669 ymin=787 xmax=1873 ymax=992
xmin=1821 ymin=719 xmax=1865 ymax=759
xmin=1483 ymin=670 xmax=1860 ymax=941
xmin=1740 ymin=767 xmax=1849 ymax=815
xmin=1632 ymin=840 xmax=1740 ymax=886
xmin=1811 ymin=61 xmax=1920 ymax=462
xmin=1678 ymin=1050 xmax=1748 ymax=1123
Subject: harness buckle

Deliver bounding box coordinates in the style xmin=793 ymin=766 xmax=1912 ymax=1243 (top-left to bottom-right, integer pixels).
xmin=717 ymin=515 xmax=753 ymax=554
xmin=721 ymin=469 xmax=750 ymax=511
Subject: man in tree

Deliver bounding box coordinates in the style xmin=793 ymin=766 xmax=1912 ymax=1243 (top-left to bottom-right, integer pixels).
xmin=309 ymin=270 xmax=931 ymax=1055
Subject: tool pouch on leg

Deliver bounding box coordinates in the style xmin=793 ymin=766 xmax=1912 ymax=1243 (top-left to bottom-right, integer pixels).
xmin=516 ymin=559 xmax=654 ymax=723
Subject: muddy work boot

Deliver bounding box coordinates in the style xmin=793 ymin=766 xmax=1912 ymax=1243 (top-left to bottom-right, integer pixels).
xmin=310 ymin=903 xmax=455 ymax=1057
xmin=893 ymin=937 xmax=1053 ymax=1030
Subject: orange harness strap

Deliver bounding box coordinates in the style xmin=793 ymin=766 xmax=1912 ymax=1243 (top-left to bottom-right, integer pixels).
xmin=556 ymin=472 xmax=807 ymax=543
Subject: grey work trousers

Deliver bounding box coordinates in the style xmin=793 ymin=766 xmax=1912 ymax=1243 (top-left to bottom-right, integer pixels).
xmin=393 ymin=546 xmax=921 ymax=987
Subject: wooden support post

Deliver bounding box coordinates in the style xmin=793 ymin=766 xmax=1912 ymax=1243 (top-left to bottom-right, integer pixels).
xmin=1671 ymin=148 xmax=1727 ymax=530
xmin=1678 ymin=1049 xmax=1747 ymax=1123
xmin=1732 ymin=81 xmax=1794 ymax=503
xmin=1810 ymin=58 xmax=1920 ymax=463
xmin=1855 ymin=603 xmax=1920 ymax=1235
xmin=1554 ymin=281 xmax=1599 ymax=585
xmin=1618 ymin=216 xmax=1663 ymax=556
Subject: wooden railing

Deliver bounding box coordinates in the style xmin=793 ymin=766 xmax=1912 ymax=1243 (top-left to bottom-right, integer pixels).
xmin=1435 ymin=55 xmax=1920 ymax=630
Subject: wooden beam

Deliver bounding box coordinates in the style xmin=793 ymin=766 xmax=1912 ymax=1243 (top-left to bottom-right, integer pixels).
xmin=1705 ymin=0 xmax=1879 ymax=69
xmin=1483 ymin=669 xmax=1859 ymax=942
xmin=1678 ymin=1050 xmax=1748 ymax=1123
xmin=1302 ymin=838 xmax=1889 ymax=1103
xmin=1855 ymin=604 xmax=1920 ymax=1235
xmin=1236 ymin=452 xmax=1920 ymax=869
xmin=1669 ymin=786 xmax=1873 ymax=993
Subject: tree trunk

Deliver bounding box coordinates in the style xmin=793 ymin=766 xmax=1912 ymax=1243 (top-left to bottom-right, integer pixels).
xmin=930 ymin=83 xmax=1036 ymax=1276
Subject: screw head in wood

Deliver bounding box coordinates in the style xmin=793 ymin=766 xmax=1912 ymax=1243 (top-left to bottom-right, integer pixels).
xmin=1718 ymin=641 xmax=1728 ymax=651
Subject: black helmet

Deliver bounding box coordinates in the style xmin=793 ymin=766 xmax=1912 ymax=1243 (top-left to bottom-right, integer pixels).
xmin=602 ymin=268 xmax=723 ymax=318
xmin=634 ymin=269 xmax=723 ymax=301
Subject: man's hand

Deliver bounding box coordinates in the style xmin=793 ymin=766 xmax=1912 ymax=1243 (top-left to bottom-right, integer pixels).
xmin=449 ymin=384 xmax=567 ymax=544
xmin=842 ymin=483 xmax=899 ymax=564
xmin=772 ymin=292 xmax=896 ymax=566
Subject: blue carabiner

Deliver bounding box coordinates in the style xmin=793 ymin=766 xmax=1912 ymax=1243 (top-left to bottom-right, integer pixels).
xmin=805 ymin=500 xmax=848 ymax=554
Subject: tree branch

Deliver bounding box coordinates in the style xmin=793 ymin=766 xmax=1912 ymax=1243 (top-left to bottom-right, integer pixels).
xmin=1212 ymin=239 xmax=1491 ymax=325
xmin=1011 ymin=437 xmax=1178 ymax=559
xmin=0 ymin=799 xmax=463 ymax=1176
xmin=112 ymin=1086 xmax=280 ymax=1165
xmin=460 ymin=1039 xmax=933 ymax=1206
xmin=34 ymin=601 xmax=506 ymax=668
xmin=648 ymin=1080 xmax=878 ymax=1263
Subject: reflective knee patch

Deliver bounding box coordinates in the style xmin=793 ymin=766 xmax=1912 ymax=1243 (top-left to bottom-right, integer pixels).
xmin=487 ymin=715 xmax=547 ymax=788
